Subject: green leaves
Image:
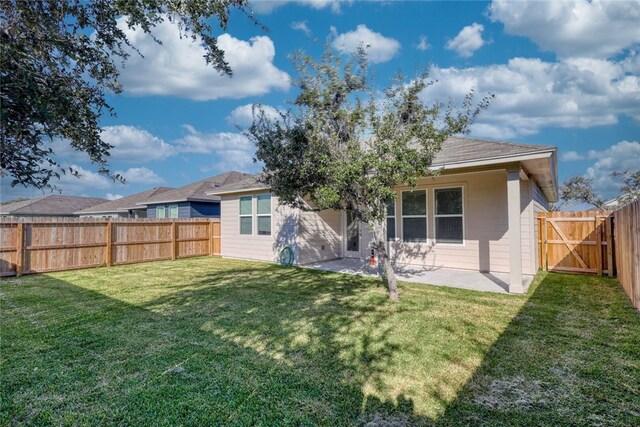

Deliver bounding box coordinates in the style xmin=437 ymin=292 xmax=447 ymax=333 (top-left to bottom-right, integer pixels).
xmin=248 ymin=42 xmax=491 ymax=224
xmin=0 ymin=0 xmax=254 ymax=190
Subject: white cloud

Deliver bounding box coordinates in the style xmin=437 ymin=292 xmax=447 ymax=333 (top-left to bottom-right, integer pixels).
xmin=489 ymin=0 xmax=640 ymax=59
xmin=58 ymin=164 xmax=115 ymax=192
xmin=175 ymin=125 xmax=258 ymax=171
xmin=251 ymin=0 xmax=350 ymax=14
xmin=445 ymin=23 xmax=485 ymax=58
xmin=332 ymin=25 xmax=401 ymax=64
xmin=101 ymin=126 xmax=176 ymax=162
xmin=561 ymin=151 xmax=585 ymax=161
xmin=422 ymin=55 xmax=640 ymax=138
xmin=417 ymin=35 xmax=431 ymax=51
xmin=117 ymin=18 xmax=290 ymax=100
xmin=55 ymin=125 xmax=176 ymax=164
xmin=583 ymin=141 xmax=640 ymax=198
xmin=291 ymin=20 xmax=311 ymax=36
xmin=106 ymin=193 xmax=123 ymax=201
xmin=226 ymin=104 xmax=282 ymax=127
xmin=116 ymin=167 xmax=164 ymax=185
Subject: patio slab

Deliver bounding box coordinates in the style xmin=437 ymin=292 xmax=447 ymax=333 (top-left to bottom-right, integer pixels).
xmin=304 ymin=258 xmax=534 ymax=294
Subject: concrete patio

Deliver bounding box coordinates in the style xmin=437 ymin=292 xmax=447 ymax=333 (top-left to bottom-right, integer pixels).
xmin=305 ymin=258 xmax=534 ymax=294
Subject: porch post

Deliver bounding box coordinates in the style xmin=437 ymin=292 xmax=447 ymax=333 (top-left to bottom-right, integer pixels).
xmin=507 ymin=168 xmax=524 ymax=293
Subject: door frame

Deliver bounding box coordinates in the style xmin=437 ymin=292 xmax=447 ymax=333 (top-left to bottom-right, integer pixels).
xmin=343 ymin=211 xmax=362 ymax=258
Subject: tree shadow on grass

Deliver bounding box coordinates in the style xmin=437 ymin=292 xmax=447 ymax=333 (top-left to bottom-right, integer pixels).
xmin=3 ymin=263 xmax=638 ymax=426
xmin=1 ymin=263 xmax=431 ymax=426
xmin=435 ymin=272 xmax=640 ymax=426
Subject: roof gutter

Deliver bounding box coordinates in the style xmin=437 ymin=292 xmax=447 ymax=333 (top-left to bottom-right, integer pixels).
xmin=135 ymin=196 xmax=221 ymax=206
xmin=429 ymin=149 xmax=555 ymax=171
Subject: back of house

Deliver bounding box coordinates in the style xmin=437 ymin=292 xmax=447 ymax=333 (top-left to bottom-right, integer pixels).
xmin=209 ymin=136 xmax=558 ymax=294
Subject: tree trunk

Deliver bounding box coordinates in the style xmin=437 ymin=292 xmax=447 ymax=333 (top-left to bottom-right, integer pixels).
xmin=370 ymin=221 xmax=399 ymax=301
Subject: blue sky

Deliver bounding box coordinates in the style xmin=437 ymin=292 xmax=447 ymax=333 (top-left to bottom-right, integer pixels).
xmin=2 ymin=0 xmax=639 ymax=202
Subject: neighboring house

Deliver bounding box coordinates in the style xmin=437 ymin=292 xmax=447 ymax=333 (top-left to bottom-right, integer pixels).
xmin=208 ymin=137 xmax=558 ymax=294
xmin=0 ymin=195 xmax=107 ymax=217
xmin=75 ymin=187 xmax=173 ymax=218
xmin=139 ymin=171 xmax=255 ymax=219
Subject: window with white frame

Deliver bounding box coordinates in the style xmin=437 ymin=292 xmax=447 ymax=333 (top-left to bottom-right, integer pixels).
xmin=386 ymin=201 xmax=396 ymax=241
xmin=169 ymin=204 xmax=179 ymax=218
xmin=402 ymin=190 xmax=427 ymax=242
xmin=156 ymin=206 xmax=166 ymax=219
xmin=434 ymin=187 xmax=464 ymax=244
xmin=256 ymin=194 xmax=272 ymax=236
xmin=239 ymin=196 xmax=253 ymax=235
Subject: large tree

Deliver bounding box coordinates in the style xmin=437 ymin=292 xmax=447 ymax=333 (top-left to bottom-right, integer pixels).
xmin=1 ymin=0 xmax=255 ymax=190
xmin=248 ymin=47 xmax=491 ymax=301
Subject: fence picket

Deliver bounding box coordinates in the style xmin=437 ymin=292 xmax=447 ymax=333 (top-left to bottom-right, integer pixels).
xmin=0 ymin=217 xmax=221 ymax=277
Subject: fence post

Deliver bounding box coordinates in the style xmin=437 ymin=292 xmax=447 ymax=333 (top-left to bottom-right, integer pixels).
xmin=105 ymin=222 xmax=112 ymax=267
xmin=542 ymin=217 xmax=548 ymax=271
xmin=16 ymin=222 xmax=24 ymax=277
xmin=606 ymin=216 xmax=614 ymax=277
xmin=208 ymin=221 xmax=213 ymax=256
xmin=172 ymin=222 xmax=177 ymax=260
xmin=595 ymin=216 xmax=603 ymax=276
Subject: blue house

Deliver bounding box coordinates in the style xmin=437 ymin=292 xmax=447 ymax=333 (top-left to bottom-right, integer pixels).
xmin=140 ymin=171 xmax=255 ymax=219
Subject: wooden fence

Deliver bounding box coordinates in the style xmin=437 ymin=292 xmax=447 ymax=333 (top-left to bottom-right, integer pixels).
xmin=537 ymin=211 xmax=613 ymax=276
xmin=612 ymin=200 xmax=639 ymax=311
xmin=0 ymin=217 xmax=221 ymax=277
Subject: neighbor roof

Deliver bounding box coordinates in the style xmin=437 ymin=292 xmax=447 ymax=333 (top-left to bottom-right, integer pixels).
xmin=139 ymin=171 xmax=255 ymax=205
xmin=206 ymin=137 xmax=558 ymax=201
xmin=0 ymin=195 xmax=108 ymax=216
xmin=75 ymin=187 xmax=173 ymax=214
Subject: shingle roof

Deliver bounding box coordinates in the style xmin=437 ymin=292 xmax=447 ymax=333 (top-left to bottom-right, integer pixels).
xmin=75 ymin=187 xmax=173 ymax=214
xmin=0 ymin=195 xmax=108 ymax=216
xmin=208 ymin=136 xmax=556 ymax=195
xmin=206 ymin=175 xmax=262 ymax=195
xmin=430 ymin=136 xmax=555 ymax=166
xmin=139 ymin=171 xmax=256 ymax=204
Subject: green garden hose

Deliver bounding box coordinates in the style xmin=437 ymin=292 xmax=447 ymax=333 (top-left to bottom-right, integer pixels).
xmin=278 ymin=246 xmax=295 ymax=266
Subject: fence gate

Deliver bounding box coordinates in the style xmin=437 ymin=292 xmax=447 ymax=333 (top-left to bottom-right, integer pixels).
xmin=538 ymin=211 xmax=614 ymax=276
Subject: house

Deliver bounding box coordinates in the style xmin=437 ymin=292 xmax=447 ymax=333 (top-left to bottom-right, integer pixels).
xmin=0 ymin=195 xmax=108 ymax=217
xmin=75 ymin=187 xmax=173 ymax=218
xmin=207 ymin=137 xmax=558 ymax=293
xmin=139 ymin=171 xmax=255 ymax=219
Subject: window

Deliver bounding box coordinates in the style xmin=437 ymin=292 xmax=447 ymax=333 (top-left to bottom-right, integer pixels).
xmin=256 ymin=194 xmax=272 ymax=236
xmin=156 ymin=206 xmax=166 ymax=219
xmin=402 ymin=190 xmax=427 ymax=242
xmin=169 ymin=204 xmax=179 ymax=218
xmin=239 ymin=196 xmax=253 ymax=235
xmin=386 ymin=201 xmax=396 ymax=241
xmin=434 ymin=187 xmax=464 ymax=244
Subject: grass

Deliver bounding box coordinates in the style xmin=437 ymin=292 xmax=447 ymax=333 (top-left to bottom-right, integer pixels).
xmin=1 ymin=257 xmax=638 ymax=426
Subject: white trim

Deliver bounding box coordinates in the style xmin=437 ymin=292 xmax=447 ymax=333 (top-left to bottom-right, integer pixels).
xmin=156 ymin=205 xmax=166 ymax=219
xmin=206 ymin=187 xmax=267 ymax=196
xmin=433 ymin=185 xmax=465 ymax=246
xmin=256 ymin=194 xmax=272 ymax=236
xmin=135 ymin=197 xmax=220 ymax=206
xmin=169 ymin=204 xmax=179 ymax=219
xmin=239 ymin=195 xmax=253 ymax=235
xmin=400 ymin=189 xmax=428 ymax=243
xmin=343 ymin=210 xmax=362 ymax=258
xmin=428 ymin=150 xmax=554 ymax=170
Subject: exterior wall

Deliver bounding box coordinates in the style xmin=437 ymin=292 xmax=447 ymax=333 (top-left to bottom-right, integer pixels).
xmin=220 ymin=192 xmax=298 ymax=263
xmin=189 ymin=202 xmax=220 ymax=218
xmin=218 ymin=167 xmax=552 ymax=274
xmin=147 ymin=201 xmax=220 ymax=218
xmin=298 ymin=208 xmax=342 ymax=264
xmin=387 ymin=170 xmax=514 ymax=274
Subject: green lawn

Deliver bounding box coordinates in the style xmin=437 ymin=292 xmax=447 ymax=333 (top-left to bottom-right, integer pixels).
xmin=1 ymin=258 xmax=638 ymax=426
